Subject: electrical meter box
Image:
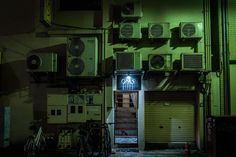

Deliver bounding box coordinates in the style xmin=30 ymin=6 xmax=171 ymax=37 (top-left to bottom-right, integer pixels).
xmin=85 ymin=93 xmax=104 ymax=105
xmin=85 ymin=93 xmax=103 ymax=121
xmin=47 ymin=94 xmax=67 ymax=124
xmin=67 ymin=94 xmax=86 ymax=123
xmin=86 ymin=105 xmax=102 ymax=121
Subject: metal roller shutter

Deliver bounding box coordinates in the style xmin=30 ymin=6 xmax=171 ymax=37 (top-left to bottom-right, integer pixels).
xmin=145 ymin=91 xmax=195 ymax=144
xmin=229 ymin=0 xmax=236 ymax=60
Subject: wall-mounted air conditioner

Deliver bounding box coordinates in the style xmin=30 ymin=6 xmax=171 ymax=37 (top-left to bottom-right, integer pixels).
xmin=116 ymin=52 xmax=142 ymax=71
xmin=180 ymin=22 xmax=203 ymax=38
xmin=119 ymin=23 xmax=142 ymax=39
xmin=26 ymin=52 xmax=57 ymax=72
xmin=121 ymin=0 xmax=143 ymax=18
xmin=181 ymin=53 xmax=205 ymax=71
xmin=148 ymin=23 xmax=170 ymax=39
xmin=148 ymin=54 xmax=172 ymax=71
xmin=66 ymin=37 xmax=98 ymax=77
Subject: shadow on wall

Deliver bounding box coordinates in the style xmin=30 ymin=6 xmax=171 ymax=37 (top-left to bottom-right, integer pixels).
xmin=0 ymin=60 xmax=29 ymax=94
xmin=170 ymin=27 xmax=199 ymax=51
xmin=27 ymin=44 xmax=67 ymax=120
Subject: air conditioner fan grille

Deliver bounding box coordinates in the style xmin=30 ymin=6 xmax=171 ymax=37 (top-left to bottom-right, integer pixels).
xmin=68 ymin=38 xmax=85 ymax=56
xmin=67 ymin=58 xmax=85 ymax=75
xmin=150 ymin=24 xmax=163 ymax=37
xmin=120 ymin=24 xmax=134 ymax=38
xmin=182 ymin=24 xmax=196 ymax=37
xmin=150 ymin=55 xmax=165 ymax=69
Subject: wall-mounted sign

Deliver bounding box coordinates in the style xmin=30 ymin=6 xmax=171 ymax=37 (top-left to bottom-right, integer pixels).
xmin=117 ymin=74 xmax=141 ymax=91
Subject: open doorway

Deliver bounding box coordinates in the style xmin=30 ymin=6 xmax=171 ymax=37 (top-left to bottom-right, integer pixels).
xmin=114 ymin=91 xmax=138 ymax=147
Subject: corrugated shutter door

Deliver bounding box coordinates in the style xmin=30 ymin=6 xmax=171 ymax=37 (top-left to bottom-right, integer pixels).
xmin=145 ymin=101 xmax=194 ymax=143
xmin=229 ymin=0 xmax=236 ymax=60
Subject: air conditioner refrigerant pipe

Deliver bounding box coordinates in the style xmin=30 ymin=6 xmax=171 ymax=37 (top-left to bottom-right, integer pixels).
xmin=221 ymin=0 xmax=231 ymax=115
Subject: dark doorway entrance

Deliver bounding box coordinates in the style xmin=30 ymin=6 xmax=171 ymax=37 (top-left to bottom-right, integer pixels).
xmin=114 ymin=91 xmax=138 ymax=147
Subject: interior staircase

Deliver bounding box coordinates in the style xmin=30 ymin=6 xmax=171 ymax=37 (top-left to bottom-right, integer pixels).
xmin=115 ymin=106 xmax=137 ymax=144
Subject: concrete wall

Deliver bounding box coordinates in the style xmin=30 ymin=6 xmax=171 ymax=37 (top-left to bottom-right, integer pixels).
xmin=1 ymin=0 xmax=231 ymax=148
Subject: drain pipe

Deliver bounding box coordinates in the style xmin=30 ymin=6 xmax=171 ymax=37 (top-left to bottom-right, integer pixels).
xmin=221 ymin=0 xmax=231 ymax=115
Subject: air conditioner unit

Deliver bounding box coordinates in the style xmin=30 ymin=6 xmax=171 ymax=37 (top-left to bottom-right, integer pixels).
xmin=119 ymin=23 xmax=142 ymax=39
xmin=180 ymin=22 xmax=203 ymax=38
xmin=66 ymin=37 xmax=98 ymax=77
xmin=26 ymin=52 xmax=57 ymax=72
xmin=148 ymin=54 xmax=172 ymax=71
xmin=148 ymin=23 xmax=170 ymax=39
xmin=121 ymin=0 xmax=143 ymax=18
xmin=116 ymin=52 xmax=142 ymax=71
xmin=181 ymin=53 xmax=205 ymax=71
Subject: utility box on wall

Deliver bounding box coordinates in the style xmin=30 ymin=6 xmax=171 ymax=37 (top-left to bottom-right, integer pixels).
xmin=47 ymin=94 xmax=68 ymax=124
xmin=67 ymin=94 xmax=86 ymax=123
xmin=85 ymin=93 xmax=103 ymax=121
xmin=0 ymin=106 xmax=10 ymax=148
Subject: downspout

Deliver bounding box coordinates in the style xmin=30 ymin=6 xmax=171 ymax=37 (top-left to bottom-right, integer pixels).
xmin=203 ymin=0 xmax=211 ymax=151
xmin=221 ymin=0 xmax=231 ymax=115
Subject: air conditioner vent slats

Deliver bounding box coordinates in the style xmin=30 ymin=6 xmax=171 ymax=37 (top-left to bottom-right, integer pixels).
xmin=181 ymin=53 xmax=204 ymax=71
xmin=117 ymin=53 xmax=134 ymax=70
xmin=116 ymin=52 xmax=142 ymax=71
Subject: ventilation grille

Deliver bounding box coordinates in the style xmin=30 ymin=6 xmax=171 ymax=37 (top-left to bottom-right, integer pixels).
xmin=116 ymin=52 xmax=142 ymax=71
xmin=181 ymin=53 xmax=204 ymax=71
xmin=117 ymin=53 xmax=134 ymax=70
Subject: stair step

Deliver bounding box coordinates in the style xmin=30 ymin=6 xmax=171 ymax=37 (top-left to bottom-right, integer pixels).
xmin=115 ymin=113 xmax=136 ymax=118
xmin=116 ymin=107 xmax=137 ymax=112
xmin=115 ymin=124 xmax=137 ymax=129
xmin=115 ymin=130 xmax=138 ymax=136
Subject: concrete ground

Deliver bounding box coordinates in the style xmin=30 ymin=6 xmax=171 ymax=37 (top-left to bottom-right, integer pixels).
xmin=110 ymin=149 xmax=207 ymax=157
xmin=0 ymin=145 xmax=207 ymax=157
xmin=110 ymin=150 xmax=206 ymax=157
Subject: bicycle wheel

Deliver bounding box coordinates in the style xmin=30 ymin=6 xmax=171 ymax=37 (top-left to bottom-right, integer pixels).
xmin=103 ymin=124 xmax=112 ymax=157
xmin=24 ymin=136 xmax=36 ymax=157
xmin=77 ymin=137 xmax=89 ymax=157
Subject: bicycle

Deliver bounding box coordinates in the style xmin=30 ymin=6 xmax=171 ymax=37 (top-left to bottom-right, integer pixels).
xmin=76 ymin=122 xmax=113 ymax=157
xmin=23 ymin=119 xmax=46 ymax=157
xmin=100 ymin=123 xmax=112 ymax=157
